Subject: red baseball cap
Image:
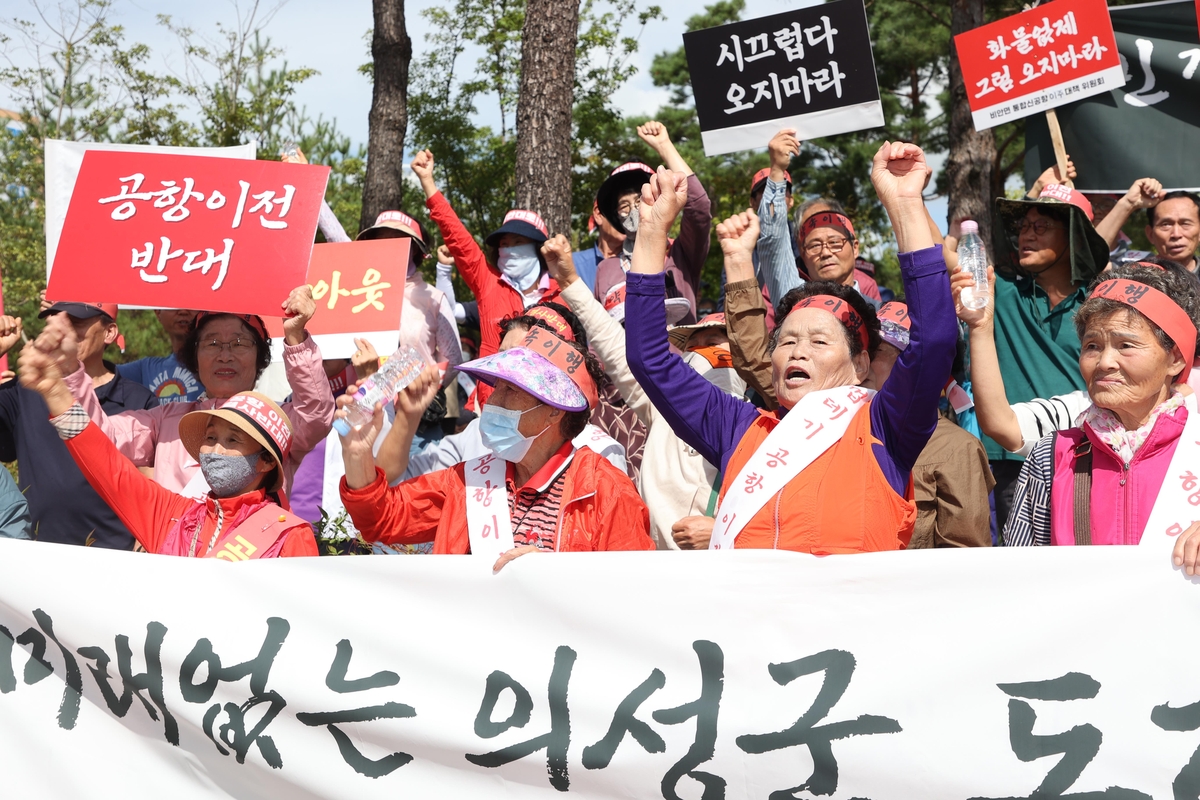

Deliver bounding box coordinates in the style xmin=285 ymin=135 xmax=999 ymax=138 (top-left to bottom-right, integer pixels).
xmin=750 ymin=167 xmax=791 ymax=196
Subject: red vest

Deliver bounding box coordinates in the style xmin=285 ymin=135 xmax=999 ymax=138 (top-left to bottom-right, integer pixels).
xmin=720 ymin=403 xmax=915 ymax=553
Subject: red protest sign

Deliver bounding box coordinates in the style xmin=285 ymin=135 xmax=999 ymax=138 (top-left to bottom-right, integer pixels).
xmin=264 ymin=239 xmax=408 ymax=359
xmin=46 ymin=150 xmax=329 ymax=316
xmin=954 ymin=0 xmax=1124 ymax=131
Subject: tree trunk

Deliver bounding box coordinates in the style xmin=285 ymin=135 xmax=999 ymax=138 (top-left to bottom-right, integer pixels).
xmin=945 ymin=0 xmax=996 ymax=255
xmin=360 ymin=0 xmax=412 ymax=233
xmin=513 ymin=0 xmax=580 ymax=235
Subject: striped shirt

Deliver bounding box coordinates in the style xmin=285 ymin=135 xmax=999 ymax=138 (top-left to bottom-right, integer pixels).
xmin=1003 ymin=434 xmax=1055 ymax=546
xmin=507 ymin=444 xmax=574 ymax=551
xmin=1010 ymin=391 xmax=1091 ymax=457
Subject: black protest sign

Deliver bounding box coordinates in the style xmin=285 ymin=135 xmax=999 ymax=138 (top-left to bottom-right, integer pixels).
xmin=683 ymin=0 xmax=884 ymax=157
xmin=1025 ymin=0 xmax=1200 ymax=191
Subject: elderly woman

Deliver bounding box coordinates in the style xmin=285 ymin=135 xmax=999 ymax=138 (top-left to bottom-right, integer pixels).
xmin=339 ymin=326 xmax=652 ymax=571
xmin=19 ymin=322 xmax=315 ymax=557
xmin=625 ymin=143 xmax=957 ymax=553
xmin=955 ymin=257 xmax=1200 ymax=461
xmin=1004 ymin=265 xmax=1200 ymax=561
xmin=49 ymin=287 xmax=333 ymax=499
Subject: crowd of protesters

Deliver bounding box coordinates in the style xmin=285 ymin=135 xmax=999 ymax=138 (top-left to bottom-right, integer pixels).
xmin=6 ymin=120 xmax=1200 ymax=576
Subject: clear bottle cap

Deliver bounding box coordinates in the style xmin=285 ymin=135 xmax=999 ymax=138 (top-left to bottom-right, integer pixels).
xmin=960 ymin=220 xmax=979 ymax=234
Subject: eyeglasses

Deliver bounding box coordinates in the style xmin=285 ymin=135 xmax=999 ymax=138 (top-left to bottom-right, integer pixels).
xmin=1017 ymin=219 xmax=1062 ymax=236
xmin=804 ymin=237 xmax=849 ymax=256
xmin=199 ymin=338 xmax=256 ymax=357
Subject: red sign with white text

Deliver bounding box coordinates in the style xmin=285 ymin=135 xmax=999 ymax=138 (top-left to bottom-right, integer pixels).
xmin=954 ymin=0 xmax=1124 ymax=131
xmin=263 ymin=239 xmax=408 ymax=359
xmin=47 ymin=150 xmax=330 ymax=316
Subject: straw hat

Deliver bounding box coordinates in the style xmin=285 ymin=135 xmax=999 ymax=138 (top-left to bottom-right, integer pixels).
xmin=178 ymin=392 xmax=293 ymax=492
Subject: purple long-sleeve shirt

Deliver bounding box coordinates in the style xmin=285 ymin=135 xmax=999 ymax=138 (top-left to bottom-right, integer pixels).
xmin=625 ymin=245 xmax=957 ymax=496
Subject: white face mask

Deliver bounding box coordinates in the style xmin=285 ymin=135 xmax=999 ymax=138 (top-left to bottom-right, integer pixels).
xmin=479 ymin=404 xmax=549 ymax=462
xmin=498 ymin=244 xmax=541 ymax=292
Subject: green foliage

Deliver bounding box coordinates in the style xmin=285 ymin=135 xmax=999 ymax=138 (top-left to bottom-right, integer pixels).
xmin=0 ymin=0 xmax=358 ymax=360
xmin=158 ymin=6 xmax=316 ymax=150
xmin=570 ymin=0 xmax=664 ymax=234
xmin=407 ymin=0 xmax=662 ymax=265
xmin=313 ymin=508 xmax=374 ymax=556
xmin=406 ymin=0 xmax=521 ymax=250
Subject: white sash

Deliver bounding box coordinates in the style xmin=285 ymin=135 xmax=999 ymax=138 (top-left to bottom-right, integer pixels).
xmin=1138 ymin=394 xmax=1200 ymax=558
xmin=573 ymin=425 xmax=621 ymax=456
xmin=464 ymin=454 xmax=515 ymax=559
xmin=708 ymin=385 xmax=875 ymax=550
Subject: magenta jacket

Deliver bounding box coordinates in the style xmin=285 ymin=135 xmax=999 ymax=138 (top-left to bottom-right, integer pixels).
xmin=1050 ymin=406 xmax=1187 ymax=545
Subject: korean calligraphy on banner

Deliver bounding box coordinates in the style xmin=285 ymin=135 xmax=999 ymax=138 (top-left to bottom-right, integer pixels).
xmin=954 ymin=0 xmax=1125 ymax=131
xmin=46 ymin=150 xmax=329 ymax=317
xmin=263 ymin=239 xmax=408 ymax=360
xmin=682 ymin=0 xmax=884 ymax=157
xmin=1 ymin=540 xmax=1199 ymax=798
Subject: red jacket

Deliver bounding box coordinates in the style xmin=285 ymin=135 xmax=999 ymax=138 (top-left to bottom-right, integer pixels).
xmin=425 ymin=192 xmax=559 ymax=407
xmin=340 ymin=445 xmax=653 ymax=554
xmin=65 ymin=423 xmax=317 ymax=557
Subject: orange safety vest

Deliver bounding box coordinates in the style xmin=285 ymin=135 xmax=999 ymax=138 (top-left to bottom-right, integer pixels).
xmin=719 ymin=403 xmax=915 ymax=553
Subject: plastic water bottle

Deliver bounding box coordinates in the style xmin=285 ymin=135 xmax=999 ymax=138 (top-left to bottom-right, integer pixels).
xmin=332 ymin=345 xmax=427 ymax=435
xmin=958 ymin=220 xmax=989 ymax=310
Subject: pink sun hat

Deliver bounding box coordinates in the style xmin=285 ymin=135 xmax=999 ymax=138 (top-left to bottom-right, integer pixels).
xmin=457 ymin=327 xmax=597 ymax=412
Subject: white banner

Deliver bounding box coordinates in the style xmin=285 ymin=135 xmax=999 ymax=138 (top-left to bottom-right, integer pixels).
xmin=1 ymin=539 xmax=1199 ymax=797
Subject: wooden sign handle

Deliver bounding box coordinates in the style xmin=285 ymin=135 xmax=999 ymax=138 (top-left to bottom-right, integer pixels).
xmin=1044 ymin=108 xmax=1074 ymax=189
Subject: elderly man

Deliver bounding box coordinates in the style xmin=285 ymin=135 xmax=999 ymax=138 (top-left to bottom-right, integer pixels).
xmin=755 ymin=130 xmax=882 ymax=312
xmin=0 ymin=303 xmax=154 ymax=549
xmin=339 ymin=326 xmax=652 ymax=570
xmin=986 ymin=184 xmax=1111 ymax=530
xmin=1095 ymin=180 xmax=1200 ymax=274
xmin=1146 ymin=192 xmax=1200 ymax=273
xmin=591 ymin=121 xmax=712 ymax=324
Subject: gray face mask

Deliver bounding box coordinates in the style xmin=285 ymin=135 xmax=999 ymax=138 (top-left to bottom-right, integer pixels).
xmin=200 ymin=452 xmax=262 ymax=497
xmin=620 ymin=207 xmax=640 ymax=237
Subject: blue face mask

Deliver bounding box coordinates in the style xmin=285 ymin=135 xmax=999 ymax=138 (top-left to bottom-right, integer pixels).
xmin=498 ymin=244 xmax=541 ymax=292
xmin=199 ymin=452 xmax=262 ymax=497
xmin=479 ymin=404 xmax=549 ymax=462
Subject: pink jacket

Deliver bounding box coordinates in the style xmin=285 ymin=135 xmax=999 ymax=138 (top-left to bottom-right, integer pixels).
xmin=64 ymin=334 xmax=334 ymax=498
xmin=1050 ymin=405 xmax=1186 ymax=545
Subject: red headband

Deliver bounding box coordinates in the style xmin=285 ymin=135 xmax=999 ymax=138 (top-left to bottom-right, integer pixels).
xmin=526 ymin=306 xmax=575 ymax=342
xmin=196 ymin=312 xmax=268 ymax=343
xmin=877 ymin=301 xmax=910 ymax=330
xmin=520 ymin=325 xmax=598 ymax=410
xmin=800 ymin=211 xmax=856 ymax=244
xmin=1091 ymin=279 xmax=1197 ymax=383
xmin=791 ymin=295 xmax=870 ymax=352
